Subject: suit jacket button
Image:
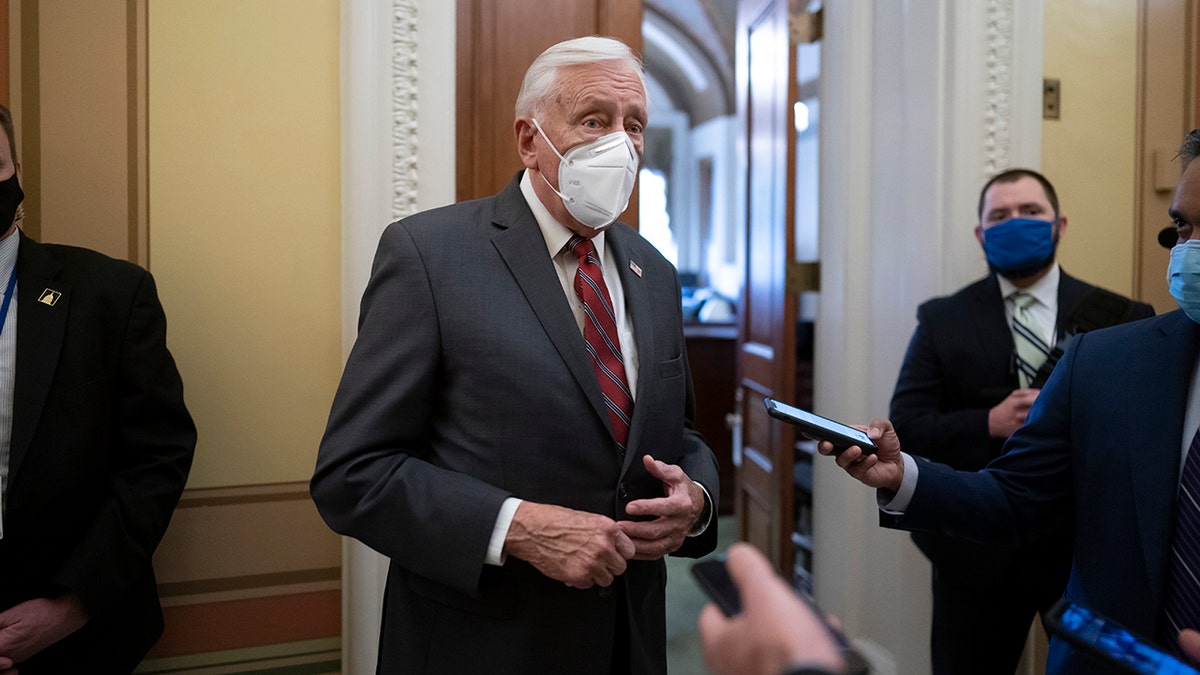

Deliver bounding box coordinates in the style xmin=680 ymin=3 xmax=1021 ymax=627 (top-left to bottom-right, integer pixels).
xmin=598 ymin=586 xmax=613 ymax=598
xmin=618 ymin=483 xmax=628 ymax=499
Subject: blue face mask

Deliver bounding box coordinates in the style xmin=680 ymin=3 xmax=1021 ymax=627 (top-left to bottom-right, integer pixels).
xmin=1168 ymin=239 xmax=1200 ymax=323
xmin=981 ymin=217 xmax=1058 ymax=279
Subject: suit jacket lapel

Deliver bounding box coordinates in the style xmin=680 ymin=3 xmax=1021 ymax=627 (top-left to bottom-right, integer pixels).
xmin=1055 ymin=270 xmax=1090 ymax=340
xmin=9 ymin=233 xmax=68 ymax=483
xmin=968 ymin=275 xmax=1015 ymax=383
xmin=488 ymin=178 xmax=613 ymax=435
xmin=1129 ymin=311 xmax=1199 ymax=596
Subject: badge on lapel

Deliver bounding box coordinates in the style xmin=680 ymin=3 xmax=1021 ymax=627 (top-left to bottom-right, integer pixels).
xmin=629 ymin=260 xmax=642 ymax=278
xmin=38 ymin=289 xmax=61 ymax=306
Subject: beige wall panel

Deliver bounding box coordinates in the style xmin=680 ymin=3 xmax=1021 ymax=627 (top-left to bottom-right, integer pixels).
xmin=155 ymin=485 xmax=340 ymax=587
xmin=1042 ymin=0 xmax=1138 ymax=295
xmin=37 ymin=0 xmax=130 ymax=257
xmin=148 ymin=0 xmax=342 ymax=488
xmin=153 ymin=483 xmax=341 ymax=608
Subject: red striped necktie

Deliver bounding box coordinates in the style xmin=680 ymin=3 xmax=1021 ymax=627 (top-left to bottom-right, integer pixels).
xmin=1159 ymin=427 xmax=1200 ymax=661
xmin=569 ymin=235 xmax=633 ymax=450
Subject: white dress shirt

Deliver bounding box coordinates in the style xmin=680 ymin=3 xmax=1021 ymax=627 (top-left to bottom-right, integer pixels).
xmin=0 ymin=228 xmax=19 ymax=538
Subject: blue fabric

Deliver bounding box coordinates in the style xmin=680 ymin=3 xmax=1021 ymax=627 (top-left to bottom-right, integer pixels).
xmin=983 ymin=217 xmax=1057 ymax=277
xmin=891 ymin=310 xmax=1200 ymax=674
xmin=1169 ymin=240 xmax=1200 ymax=323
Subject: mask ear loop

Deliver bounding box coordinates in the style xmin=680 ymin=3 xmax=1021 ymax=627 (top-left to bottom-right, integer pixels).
xmin=531 ymin=118 xmax=574 ymax=204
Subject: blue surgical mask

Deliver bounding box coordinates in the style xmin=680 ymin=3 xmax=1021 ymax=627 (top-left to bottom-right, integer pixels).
xmin=1168 ymin=239 xmax=1200 ymax=323
xmin=981 ymin=217 xmax=1058 ymax=279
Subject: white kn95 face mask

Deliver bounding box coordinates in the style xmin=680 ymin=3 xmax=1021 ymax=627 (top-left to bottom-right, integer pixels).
xmin=532 ymin=118 xmax=639 ymax=231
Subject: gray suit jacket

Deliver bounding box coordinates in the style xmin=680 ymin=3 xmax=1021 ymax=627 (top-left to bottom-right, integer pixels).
xmin=311 ymin=174 xmax=719 ymax=674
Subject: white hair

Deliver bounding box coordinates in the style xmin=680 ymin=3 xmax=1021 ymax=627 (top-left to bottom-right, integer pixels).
xmin=514 ymin=36 xmax=647 ymax=118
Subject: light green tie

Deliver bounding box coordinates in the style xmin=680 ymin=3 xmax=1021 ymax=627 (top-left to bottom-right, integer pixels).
xmin=1010 ymin=292 xmax=1050 ymax=388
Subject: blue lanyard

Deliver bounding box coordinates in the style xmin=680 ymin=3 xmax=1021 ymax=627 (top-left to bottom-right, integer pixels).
xmin=0 ymin=264 xmax=16 ymax=337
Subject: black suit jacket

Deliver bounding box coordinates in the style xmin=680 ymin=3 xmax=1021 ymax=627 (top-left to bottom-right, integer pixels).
xmin=312 ymin=175 xmax=719 ymax=674
xmin=1 ymin=232 xmax=195 ymax=672
xmin=891 ymin=310 xmax=1200 ymax=674
xmin=889 ymin=271 xmax=1153 ymax=582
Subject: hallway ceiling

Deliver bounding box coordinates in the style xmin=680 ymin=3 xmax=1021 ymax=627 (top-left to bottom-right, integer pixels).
xmin=644 ymin=0 xmax=737 ymax=125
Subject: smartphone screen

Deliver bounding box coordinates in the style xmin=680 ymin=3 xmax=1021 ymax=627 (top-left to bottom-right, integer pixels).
xmin=1046 ymin=599 xmax=1199 ymax=675
xmin=763 ymin=398 xmax=877 ymax=453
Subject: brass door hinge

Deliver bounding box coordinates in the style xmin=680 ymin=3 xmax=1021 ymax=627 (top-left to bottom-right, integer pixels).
xmin=789 ymin=5 xmax=823 ymax=45
xmin=786 ymin=261 xmax=820 ymax=293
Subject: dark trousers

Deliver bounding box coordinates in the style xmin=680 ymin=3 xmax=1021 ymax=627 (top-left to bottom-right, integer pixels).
xmin=920 ymin=525 xmax=1073 ymax=675
xmin=929 ymin=560 xmax=1064 ymax=675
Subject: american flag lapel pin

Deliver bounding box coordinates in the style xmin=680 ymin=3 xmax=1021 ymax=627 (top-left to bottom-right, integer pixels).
xmin=629 ymin=260 xmax=642 ymax=278
xmin=38 ymin=289 xmax=61 ymax=306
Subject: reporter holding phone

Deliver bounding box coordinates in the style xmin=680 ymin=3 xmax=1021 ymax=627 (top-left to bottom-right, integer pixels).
xmin=698 ymin=543 xmax=856 ymax=675
xmin=888 ymin=169 xmax=1153 ymax=675
xmin=813 ymin=131 xmax=1200 ymax=675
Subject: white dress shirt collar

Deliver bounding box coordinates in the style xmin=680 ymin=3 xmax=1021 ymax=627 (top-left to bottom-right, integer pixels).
xmin=519 ymin=171 xmax=607 ymax=260
xmin=997 ymin=262 xmax=1060 ymax=308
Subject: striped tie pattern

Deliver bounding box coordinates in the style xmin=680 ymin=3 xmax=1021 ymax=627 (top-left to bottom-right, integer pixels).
xmin=1010 ymin=292 xmax=1051 ymax=388
xmin=569 ymin=236 xmax=633 ymax=450
xmin=1160 ymin=428 xmax=1200 ymax=659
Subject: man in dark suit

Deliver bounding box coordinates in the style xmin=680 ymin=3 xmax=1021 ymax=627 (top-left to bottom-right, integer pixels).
xmin=0 ymin=104 xmax=196 ymax=673
xmin=890 ymin=169 xmax=1154 ymax=674
xmin=823 ymin=129 xmax=1200 ymax=674
xmin=311 ymin=36 xmax=718 ymax=674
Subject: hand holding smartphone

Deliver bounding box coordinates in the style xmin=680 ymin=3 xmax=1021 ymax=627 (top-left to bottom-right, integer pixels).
xmin=1044 ymin=599 xmax=1200 ymax=674
xmin=692 ymin=554 xmax=870 ymax=675
xmin=764 ymin=398 xmax=878 ymax=455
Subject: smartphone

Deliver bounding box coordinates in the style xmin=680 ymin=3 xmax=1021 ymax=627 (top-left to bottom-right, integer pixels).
xmin=691 ymin=555 xmax=870 ymax=675
xmin=1044 ymin=598 xmax=1199 ymax=674
xmin=691 ymin=555 xmax=742 ymax=617
xmin=763 ymin=398 xmax=878 ymax=455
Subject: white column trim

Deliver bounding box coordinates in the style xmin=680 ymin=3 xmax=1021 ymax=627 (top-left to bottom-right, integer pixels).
xmin=814 ymin=2 xmax=1043 ymax=672
xmin=339 ymin=4 xmax=402 ymax=673
xmin=390 ymin=2 xmax=420 ymax=220
xmin=338 ymin=1 xmax=453 ymax=673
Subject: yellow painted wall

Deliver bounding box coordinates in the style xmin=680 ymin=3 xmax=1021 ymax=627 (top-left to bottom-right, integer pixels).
xmin=148 ymin=0 xmax=341 ymax=487
xmin=1042 ymin=0 xmax=1138 ymax=295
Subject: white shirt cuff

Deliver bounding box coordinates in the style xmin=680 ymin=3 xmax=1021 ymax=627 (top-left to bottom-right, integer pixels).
xmin=688 ymin=481 xmax=714 ymax=537
xmin=878 ymin=452 xmax=919 ymax=514
xmin=486 ymin=497 xmax=523 ymax=566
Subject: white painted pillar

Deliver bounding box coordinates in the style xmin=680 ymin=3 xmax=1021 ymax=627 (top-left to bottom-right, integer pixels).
xmin=339 ymin=1 xmax=455 ymax=672
xmin=814 ymin=2 xmax=1043 ymax=673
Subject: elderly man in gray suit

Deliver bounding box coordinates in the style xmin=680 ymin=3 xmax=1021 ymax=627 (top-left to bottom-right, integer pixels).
xmin=311 ymin=36 xmax=719 ymax=675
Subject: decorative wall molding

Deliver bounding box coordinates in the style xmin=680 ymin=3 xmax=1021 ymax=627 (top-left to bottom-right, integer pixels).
xmin=391 ymin=0 xmax=419 ymax=219
xmin=341 ymin=1 xmax=455 ymax=672
xmin=341 ymin=1 xmax=407 ymax=671
xmin=983 ymin=0 xmax=1015 ymax=174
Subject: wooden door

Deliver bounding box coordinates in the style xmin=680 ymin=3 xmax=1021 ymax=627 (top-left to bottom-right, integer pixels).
xmin=734 ymin=0 xmax=796 ymax=575
xmin=456 ymin=0 xmax=641 ymax=229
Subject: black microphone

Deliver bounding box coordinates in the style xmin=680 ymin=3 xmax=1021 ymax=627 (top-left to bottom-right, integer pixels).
xmin=1160 ymin=226 xmax=1178 ymax=249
